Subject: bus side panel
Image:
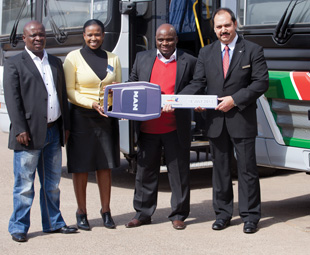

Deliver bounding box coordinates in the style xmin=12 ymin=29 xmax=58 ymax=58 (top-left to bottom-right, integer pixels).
xmin=265 ymin=140 xmax=310 ymax=171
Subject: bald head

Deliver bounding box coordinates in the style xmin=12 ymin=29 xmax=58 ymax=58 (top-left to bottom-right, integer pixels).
xmin=156 ymin=24 xmax=177 ymax=38
xmin=155 ymin=23 xmax=178 ymax=59
xmin=23 ymin=20 xmax=46 ymax=59
xmin=23 ymin=20 xmax=45 ymax=35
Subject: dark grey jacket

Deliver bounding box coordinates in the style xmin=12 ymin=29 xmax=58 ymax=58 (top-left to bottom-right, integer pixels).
xmin=4 ymin=50 xmax=70 ymax=150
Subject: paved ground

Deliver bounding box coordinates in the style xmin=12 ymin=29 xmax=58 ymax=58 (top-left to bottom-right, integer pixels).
xmin=1 ymin=130 xmax=310 ymax=255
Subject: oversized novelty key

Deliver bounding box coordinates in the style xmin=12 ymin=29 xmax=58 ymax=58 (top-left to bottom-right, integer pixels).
xmin=104 ymin=82 xmax=217 ymax=121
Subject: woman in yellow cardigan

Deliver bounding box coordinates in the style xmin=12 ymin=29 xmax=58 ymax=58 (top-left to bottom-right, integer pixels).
xmin=63 ymin=19 xmax=121 ymax=230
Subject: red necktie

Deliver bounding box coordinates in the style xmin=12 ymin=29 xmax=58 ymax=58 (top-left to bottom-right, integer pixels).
xmin=223 ymin=45 xmax=230 ymax=78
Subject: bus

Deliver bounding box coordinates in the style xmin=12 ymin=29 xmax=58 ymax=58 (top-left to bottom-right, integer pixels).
xmin=0 ymin=0 xmax=309 ymax=173
xmin=236 ymin=0 xmax=310 ymax=172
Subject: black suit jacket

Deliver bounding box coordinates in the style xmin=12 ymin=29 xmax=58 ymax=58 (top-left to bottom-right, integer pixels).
xmin=180 ymin=37 xmax=269 ymax=138
xmin=3 ymin=50 xmax=70 ymax=150
xmin=128 ymin=49 xmax=197 ymax=148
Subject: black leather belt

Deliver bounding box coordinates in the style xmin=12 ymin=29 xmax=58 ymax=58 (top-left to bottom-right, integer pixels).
xmin=47 ymin=120 xmax=57 ymax=128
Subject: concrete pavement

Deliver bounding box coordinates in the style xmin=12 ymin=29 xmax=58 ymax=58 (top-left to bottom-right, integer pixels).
xmin=1 ymin=130 xmax=310 ymax=255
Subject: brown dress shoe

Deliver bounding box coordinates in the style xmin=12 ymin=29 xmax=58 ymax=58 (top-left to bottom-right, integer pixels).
xmin=125 ymin=218 xmax=151 ymax=228
xmin=172 ymin=220 xmax=186 ymax=230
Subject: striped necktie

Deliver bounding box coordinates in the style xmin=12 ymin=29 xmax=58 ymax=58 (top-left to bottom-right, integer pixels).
xmin=223 ymin=45 xmax=230 ymax=78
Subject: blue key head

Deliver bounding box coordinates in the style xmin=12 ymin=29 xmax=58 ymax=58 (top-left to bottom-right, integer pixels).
xmin=103 ymin=82 xmax=162 ymax=121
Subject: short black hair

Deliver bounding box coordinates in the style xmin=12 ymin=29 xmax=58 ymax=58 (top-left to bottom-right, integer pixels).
xmin=83 ymin=19 xmax=105 ymax=33
xmin=212 ymin=7 xmax=236 ymax=26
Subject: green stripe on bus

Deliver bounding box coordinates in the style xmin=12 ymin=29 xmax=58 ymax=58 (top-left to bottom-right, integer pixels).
xmin=265 ymin=71 xmax=299 ymax=100
xmin=283 ymin=137 xmax=310 ymax=149
xmin=265 ymin=73 xmax=308 ymax=149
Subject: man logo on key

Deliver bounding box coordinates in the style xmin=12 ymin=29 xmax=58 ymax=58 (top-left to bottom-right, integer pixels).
xmin=133 ymin=91 xmax=139 ymax=111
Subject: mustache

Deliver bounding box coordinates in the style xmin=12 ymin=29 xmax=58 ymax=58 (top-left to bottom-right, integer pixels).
xmin=221 ymin=32 xmax=230 ymax=36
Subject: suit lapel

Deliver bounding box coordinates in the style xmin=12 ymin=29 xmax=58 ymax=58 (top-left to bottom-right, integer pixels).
xmin=175 ymin=50 xmax=186 ymax=93
xmin=22 ymin=51 xmax=45 ymax=85
xmin=211 ymin=41 xmax=224 ymax=79
xmin=146 ymin=50 xmax=157 ymax=81
xmin=225 ymin=37 xmax=244 ymax=80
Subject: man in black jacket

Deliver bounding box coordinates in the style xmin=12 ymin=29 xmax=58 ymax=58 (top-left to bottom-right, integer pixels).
xmin=4 ymin=21 xmax=77 ymax=242
xmin=125 ymin=24 xmax=197 ymax=230
xmin=180 ymin=8 xmax=269 ymax=233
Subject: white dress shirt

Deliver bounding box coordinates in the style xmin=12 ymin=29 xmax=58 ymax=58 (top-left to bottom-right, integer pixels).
xmin=221 ymin=34 xmax=239 ymax=62
xmin=25 ymin=47 xmax=61 ymax=123
xmin=157 ymin=49 xmax=177 ymax=63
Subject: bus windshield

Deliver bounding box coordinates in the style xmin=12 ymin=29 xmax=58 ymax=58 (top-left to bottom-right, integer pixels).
xmin=1 ymin=0 xmax=32 ymax=35
xmin=0 ymin=0 xmax=109 ymax=36
xmin=238 ymin=0 xmax=310 ymax=26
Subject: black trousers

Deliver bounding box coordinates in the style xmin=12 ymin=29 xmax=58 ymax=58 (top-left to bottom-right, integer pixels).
xmin=209 ymin=123 xmax=261 ymax=223
xmin=133 ymin=131 xmax=190 ymax=221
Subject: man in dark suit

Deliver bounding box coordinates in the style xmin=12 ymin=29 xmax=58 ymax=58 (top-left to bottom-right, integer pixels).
xmin=4 ymin=21 xmax=77 ymax=242
xmin=125 ymin=24 xmax=196 ymax=230
xmin=180 ymin=8 xmax=269 ymax=233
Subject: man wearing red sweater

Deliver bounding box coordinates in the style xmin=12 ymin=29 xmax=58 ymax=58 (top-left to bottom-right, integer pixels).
xmin=125 ymin=24 xmax=197 ymax=230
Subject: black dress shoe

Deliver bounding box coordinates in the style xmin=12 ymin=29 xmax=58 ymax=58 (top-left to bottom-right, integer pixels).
xmin=212 ymin=219 xmax=230 ymax=230
xmin=11 ymin=233 xmax=27 ymax=242
xmin=100 ymin=210 xmax=116 ymax=229
xmin=53 ymin=225 xmax=78 ymax=234
xmin=76 ymin=212 xmax=91 ymax=231
xmin=243 ymin=221 xmax=258 ymax=234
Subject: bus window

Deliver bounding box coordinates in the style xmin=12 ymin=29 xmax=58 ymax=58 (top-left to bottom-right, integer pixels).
xmin=43 ymin=0 xmax=109 ymax=30
xmin=201 ymin=0 xmax=214 ymax=20
xmin=1 ymin=0 xmax=32 ymax=35
xmin=238 ymin=0 xmax=310 ymax=26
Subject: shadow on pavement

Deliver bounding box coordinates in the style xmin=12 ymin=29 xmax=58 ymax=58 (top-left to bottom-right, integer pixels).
xmin=25 ymin=192 xmax=310 ymax=240
xmin=60 ymin=161 xmax=308 ymax=231
xmin=259 ymin=194 xmax=310 ymax=229
xmin=25 ymin=198 xmax=216 ymax=241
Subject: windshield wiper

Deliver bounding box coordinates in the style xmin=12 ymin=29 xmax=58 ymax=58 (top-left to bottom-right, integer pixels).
xmin=9 ymin=0 xmax=67 ymax=46
xmin=273 ymin=0 xmax=303 ymax=44
xmin=10 ymin=0 xmax=34 ymax=47
xmin=44 ymin=0 xmax=68 ymax=44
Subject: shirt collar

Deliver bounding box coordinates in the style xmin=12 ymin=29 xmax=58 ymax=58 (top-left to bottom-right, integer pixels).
xmin=156 ymin=49 xmax=177 ymax=63
xmin=25 ymin=46 xmax=48 ymax=61
xmin=221 ymin=34 xmax=238 ymax=52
